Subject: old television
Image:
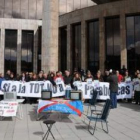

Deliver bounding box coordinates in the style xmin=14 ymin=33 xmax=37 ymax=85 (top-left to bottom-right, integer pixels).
xmin=4 ymin=92 xmax=17 ymax=101
xmin=70 ymin=91 xmax=82 ymax=100
xmin=41 ymin=90 xmax=52 ymax=100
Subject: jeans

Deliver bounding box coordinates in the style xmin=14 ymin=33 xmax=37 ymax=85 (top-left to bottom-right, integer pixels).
xmin=65 ymin=90 xmax=70 ymax=99
xmin=110 ymin=92 xmax=117 ymax=108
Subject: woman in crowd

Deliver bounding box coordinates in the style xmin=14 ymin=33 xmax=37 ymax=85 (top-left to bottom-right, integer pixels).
xmin=133 ymin=73 xmax=140 ymax=105
xmin=28 ymin=72 xmax=33 ymax=81
xmin=116 ymin=70 xmax=123 ymax=83
xmin=84 ymin=70 xmax=93 ymax=82
xmin=43 ymin=73 xmax=48 ymax=81
xmin=95 ymin=71 xmax=104 ymax=82
xmin=38 ymin=72 xmax=44 ymax=81
xmin=54 ymin=71 xmax=64 ymax=82
xmin=47 ymin=72 xmax=56 ymax=86
xmin=73 ymin=72 xmax=81 ymax=82
xmin=32 ymin=73 xmax=38 ymax=81
xmin=10 ymin=72 xmax=15 ymax=80
xmin=20 ymin=72 xmax=26 ymax=82
xmin=124 ymin=70 xmax=131 ymax=82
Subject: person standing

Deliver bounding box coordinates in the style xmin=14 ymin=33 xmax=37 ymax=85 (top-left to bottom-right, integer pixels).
xmin=133 ymin=73 xmax=140 ymax=105
xmin=5 ymin=70 xmax=11 ymax=80
xmin=107 ymin=70 xmax=118 ymax=109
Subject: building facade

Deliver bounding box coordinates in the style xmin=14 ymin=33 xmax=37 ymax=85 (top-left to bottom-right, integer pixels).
xmin=59 ymin=0 xmax=140 ymax=74
xmin=0 ymin=0 xmax=140 ymax=75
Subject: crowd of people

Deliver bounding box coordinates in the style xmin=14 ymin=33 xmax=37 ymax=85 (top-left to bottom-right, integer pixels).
xmin=0 ymin=66 xmax=140 ymax=106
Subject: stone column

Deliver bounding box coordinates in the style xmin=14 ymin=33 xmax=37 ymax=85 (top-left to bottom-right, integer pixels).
xmin=42 ymin=0 xmax=59 ymax=72
xmin=81 ymin=21 xmax=87 ymax=71
xmin=120 ymin=13 xmax=127 ymax=68
xmin=99 ymin=17 xmax=105 ymax=73
xmin=67 ymin=24 xmax=71 ymax=71
xmin=17 ymin=29 xmax=21 ymax=74
xmin=0 ymin=29 xmax=5 ymax=74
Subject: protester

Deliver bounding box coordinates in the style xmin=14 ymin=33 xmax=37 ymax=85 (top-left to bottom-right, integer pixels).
xmin=25 ymin=72 xmax=30 ymax=82
xmin=47 ymin=72 xmax=56 ymax=86
xmin=15 ymin=74 xmax=20 ymax=81
xmin=64 ymin=70 xmax=73 ymax=86
xmin=64 ymin=70 xmax=73 ymax=99
xmin=84 ymin=70 xmax=93 ymax=82
xmin=29 ymin=72 xmax=33 ymax=81
xmin=10 ymin=72 xmax=15 ymax=80
xmin=103 ymin=70 xmax=110 ymax=82
xmin=120 ymin=65 xmax=127 ymax=76
xmin=73 ymin=73 xmax=81 ymax=82
xmin=133 ymin=73 xmax=140 ymax=105
xmin=43 ymin=73 xmax=48 ymax=81
xmin=124 ymin=70 xmax=131 ymax=82
xmin=32 ymin=73 xmax=38 ymax=81
xmin=54 ymin=71 xmax=64 ymax=82
xmin=5 ymin=70 xmax=11 ymax=80
xmin=107 ymin=70 xmax=118 ymax=109
xmin=116 ymin=70 xmax=123 ymax=83
xmin=0 ymin=73 xmax=5 ymax=89
xmin=38 ymin=72 xmax=44 ymax=81
xmin=20 ymin=72 xmax=26 ymax=82
xmin=95 ymin=71 xmax=104 ymax=82
xmin=0 ymin=73 xmax=5 ymax=100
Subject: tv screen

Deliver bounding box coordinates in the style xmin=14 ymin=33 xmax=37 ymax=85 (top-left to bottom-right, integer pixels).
xmin=4 ymin=92 xmax=17 ymax=101
xmin=70 ymin=91 xmax=82 ymax=100
xmin=41 ymin=91 xmax=52 ymax=100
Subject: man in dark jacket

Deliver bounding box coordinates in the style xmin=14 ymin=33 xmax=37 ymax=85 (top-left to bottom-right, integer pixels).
xmin=5 ymin=70 xmax=11 ymax=80
xmin=107 ymin=70 xmax=118 ymax=109
xmin=64 ymin=70 xmax=73 ymax=86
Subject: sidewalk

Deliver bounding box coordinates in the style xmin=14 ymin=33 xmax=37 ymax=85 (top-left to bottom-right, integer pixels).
xmin=0 ymin=102 xmax=140 ymax=140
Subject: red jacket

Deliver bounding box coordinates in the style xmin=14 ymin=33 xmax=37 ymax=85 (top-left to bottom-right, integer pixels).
xmin=118 ymin=74 xmax=123 ymax=83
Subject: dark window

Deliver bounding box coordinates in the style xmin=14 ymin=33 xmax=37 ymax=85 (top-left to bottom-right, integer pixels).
xmin=38 ymin=26 xmax=42 ymax=73
xmin=72 ymin=24 xmax=81 ymax=71
xmin=105 ymin=17 xmax=120 ymax=70
xmin=59 ymin=27 xmax=67 ymax=73
xmin=5 ymin=30 xmax=17 ymax=74
xmin=21 ymin=30 xmax=34 ymax=72
xmin=87 ymin=20 xmax=99 ymax=74
xmin=126 ymin=15 xmax=140 ymax=72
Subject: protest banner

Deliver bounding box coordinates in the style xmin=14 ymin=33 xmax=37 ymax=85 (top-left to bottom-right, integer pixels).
xmin=0 ymin=81 xmax=133 ymax=100
xmin=1 ymin=80 xmax=65 ymax=98
xmin=0 ymin=101 xmax=18 ymax=117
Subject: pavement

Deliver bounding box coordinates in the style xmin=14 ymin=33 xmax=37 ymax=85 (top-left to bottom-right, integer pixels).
xmin=0 ymin=101 xmax=140 ymax=140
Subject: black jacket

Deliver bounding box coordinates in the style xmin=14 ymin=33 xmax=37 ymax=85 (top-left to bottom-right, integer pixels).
xmin=5 ymin=74 xmax=10 ymax=80
xmin=107 ymin=74 xmax=118 ymax=93
xmin=64 ymin=76 xmax=73 ymax=85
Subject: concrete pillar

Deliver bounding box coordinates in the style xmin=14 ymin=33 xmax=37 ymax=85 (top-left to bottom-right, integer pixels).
xmin=120 ymin=13 xmax=127 ymax=68
xmin=0 ymin=29 xmax=5 ymax=74
xmin=81 ymin=21 xmax=87 ymax=71
xmin=17 ymin=29 xmax=21 ymax=74
xmin=67 ymin=24 xmax=71 ymax=72
xmin=33 ymin=29 xmax=38 ymax=73
xmin=99 ymin=17 xmax=105 ymax=73
xmin=42 ymin=0 xmax=59 ymax=72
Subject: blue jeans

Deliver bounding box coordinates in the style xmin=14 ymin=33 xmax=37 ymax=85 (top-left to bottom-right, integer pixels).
xmin=110 ymin=92 xmax=117 ymax=108
xmin=65 ymin=90 xmax=70 ymax=99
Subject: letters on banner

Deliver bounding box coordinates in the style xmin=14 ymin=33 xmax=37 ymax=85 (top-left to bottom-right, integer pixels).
xmin=0 ymin=81 xmax=133 ymax=100
xmin=0 ymin=101 xmax=18 ymax=117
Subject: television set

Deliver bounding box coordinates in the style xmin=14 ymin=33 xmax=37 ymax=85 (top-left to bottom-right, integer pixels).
xmin=70 ymin=91 xmax=82 ymax=100
xmin=41 ymin=90 xmax=52 ymax=100
xmin=4 ymin=92 xmax=17 ymax=101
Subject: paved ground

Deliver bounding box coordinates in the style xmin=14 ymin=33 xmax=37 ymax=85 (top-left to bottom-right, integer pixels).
xmin=0 ymin=102 xmax=140 ymax=140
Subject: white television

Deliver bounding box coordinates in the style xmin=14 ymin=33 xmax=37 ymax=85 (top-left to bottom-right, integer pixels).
xmin=41 ymin=91 xmax=52 ymax=100
xmin=70 ymin=91 xmax=82 ymax=100
xmin=4 ymin=92 xmax=17 ymax=101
